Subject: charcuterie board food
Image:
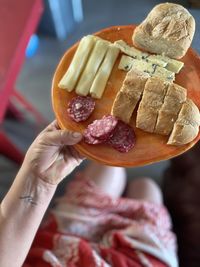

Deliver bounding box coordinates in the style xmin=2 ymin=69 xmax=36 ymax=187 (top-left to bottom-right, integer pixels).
xmin=52 ymin=3 xmax=200 ymax=167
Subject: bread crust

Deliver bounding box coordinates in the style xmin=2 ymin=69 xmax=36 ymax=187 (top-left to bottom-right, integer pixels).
xmin=132 ymin=3 xmax=195 ymax=59
xmin=136 ymin=77 xmax=168 ymax=133
xmin=155 ymin=83 xmax=187 ymax=135
xmin=111 ymin=70 xmax=148 ymax=123
xmin=168 ymin=99 xmax=200 ymax=145
xmin=111 ymin=91 xmax=137 ymax=124
xmin=111 ymin=69 xmax=199 ymax=145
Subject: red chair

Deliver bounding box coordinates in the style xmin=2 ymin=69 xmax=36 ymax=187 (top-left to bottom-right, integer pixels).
xmin=0 ymin=0 xmax=45 ymax=164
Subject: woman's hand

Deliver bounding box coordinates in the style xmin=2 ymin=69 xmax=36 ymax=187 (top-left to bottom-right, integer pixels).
xmin=0 ymin=120 xmax=83 ymax=267
xmin=22 ymin=120 xmax=84 ymax=185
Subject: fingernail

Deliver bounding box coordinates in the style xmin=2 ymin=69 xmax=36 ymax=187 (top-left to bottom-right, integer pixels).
xmin=72 ymin=132 xmax=82 ymax=138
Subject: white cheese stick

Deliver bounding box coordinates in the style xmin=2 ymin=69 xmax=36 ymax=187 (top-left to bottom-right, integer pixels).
xmin=75 ymin=40 xmax=109 ymax=96
xmin=58 ymin=35 xmax=96 ymax=91
xmin=90 ymin=46 xmax=120 ymax=99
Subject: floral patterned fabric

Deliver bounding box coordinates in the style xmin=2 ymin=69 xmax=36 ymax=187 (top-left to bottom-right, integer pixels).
xmin=24 ymin=173 xmax=178 ymax=267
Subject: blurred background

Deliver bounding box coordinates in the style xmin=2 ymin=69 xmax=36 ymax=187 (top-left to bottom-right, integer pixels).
xmin=0 ymin=0 xmax=200 ymax=265
xmin=0 ymin=0 xmax=199 ymax=202
xmin=0 ymin=0 xmax=200 ymax=205
xmin=0 ymin=0 xmax=200 ymax=195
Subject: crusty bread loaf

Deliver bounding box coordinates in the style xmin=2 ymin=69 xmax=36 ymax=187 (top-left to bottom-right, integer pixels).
xmin=111 ymin=68 xmax=199 ymax=145
xmin=168 ymin=99 xmax=200 ymax=145
xmin=132 ymin=3 xmax=195 ymax=59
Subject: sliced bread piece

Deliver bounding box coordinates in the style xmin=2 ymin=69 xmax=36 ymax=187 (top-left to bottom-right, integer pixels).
xmin=111 ymin=69 xmax=149 ymax=123
xmin=136 ymin=77 xmax=169 ymax=133
xmin=155 ymin=83 xmax=187 ymax=135
xmin=111 ymin=91 xmax=137 ymax=124
xmin=168 ymin=99 xmax=200 ymax=145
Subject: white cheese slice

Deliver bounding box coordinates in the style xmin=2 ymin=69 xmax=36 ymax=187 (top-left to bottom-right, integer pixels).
xmin=75 ymin=40 xmax=109 ymax=96
xmin=114 ymin=40 xmax=148 ymax=60
xmin=118 ymin=56 xmax=175 ymax=81
xmin=58 ymin=35 xmax=96 ymax=91
xmin=150 ymin=54 xmax=184 ymax=73
xmin=118 ymin=55 xmax=133 ymax=71
xmin=153 ymin=65 xmax=175 ymax=81
xmin=90 ymin=46 xmax=120 ymax=99
xmin=114 ymin=40 xmax=167 ymax=68
xmin=114 ymin=39 xmax=184 ymax=73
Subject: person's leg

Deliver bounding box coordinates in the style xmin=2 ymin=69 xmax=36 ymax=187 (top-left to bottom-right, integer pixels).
xmin=83 ymin=161 xmax=127 ymax=198
xmin=126 ymin=177 xmax=163 ymax=205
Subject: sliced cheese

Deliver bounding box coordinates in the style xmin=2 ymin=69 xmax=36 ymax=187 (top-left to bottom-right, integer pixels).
xmin=75 ymin=40 xmax=109 ymax=96
xmin=114 ymin=39 xmax=184 ymax=73
xmin=118 ymin=56 xmax=175 ymax=81
xmin=148 ymin=54 xmax=184 ymax=73
xmin=118 ymin=55 xmax=134 ymax=71
xmin=153 ymin=65 xmax=175 ymax=81
xmin=114 ymin=40 xmax=148 ymax=60
xmin=90 ymin=45 xmax=120 ymax=99
xmin=58 ymin=35 xmax=96 ymax=91
xmin=114 ymin=40 xmax=167 ymax=68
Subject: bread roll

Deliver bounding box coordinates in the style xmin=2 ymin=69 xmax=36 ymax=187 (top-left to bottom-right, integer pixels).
xmin=132 ymin=3 xmax=195 ymax=59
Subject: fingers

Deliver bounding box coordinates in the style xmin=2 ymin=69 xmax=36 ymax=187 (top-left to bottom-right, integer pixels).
xmin=42 ymin=129 xmax=82 ymax=146
xmin=45 ymin=120 xmax=60 ymax=131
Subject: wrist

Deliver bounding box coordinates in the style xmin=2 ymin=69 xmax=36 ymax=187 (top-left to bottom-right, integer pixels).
xmin=1 ymin=167 xmax=57 ymax=219
xmin=18 ymin=164 xmax=57 ymax=191
xmin=18 ymin=174 xmax=57 ymax=207
xmin=18 ymin=161 xmax=59 ymax=186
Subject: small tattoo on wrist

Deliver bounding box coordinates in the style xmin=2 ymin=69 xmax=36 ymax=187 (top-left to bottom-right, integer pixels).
xmin=19 ymin=195 xmax=37 ymax=206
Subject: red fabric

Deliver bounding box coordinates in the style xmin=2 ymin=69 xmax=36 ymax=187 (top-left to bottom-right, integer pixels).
xmin=24 ymin=174 xmax=177 ymax=267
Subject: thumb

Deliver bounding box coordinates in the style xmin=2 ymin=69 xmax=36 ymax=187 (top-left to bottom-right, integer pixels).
xmin=42 ymin=129 xmax=82 ymax=146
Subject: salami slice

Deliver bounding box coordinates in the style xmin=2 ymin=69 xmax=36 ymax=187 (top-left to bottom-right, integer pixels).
xmin=107 ymin=120 xmax=136 ymax=153
xmin=84 ymin=128 xmax=104 ymax=145
xmin=89 ymin=115 xmax=118 ymax=140
xmin=67 ymin=96 xmax=95 ymax=122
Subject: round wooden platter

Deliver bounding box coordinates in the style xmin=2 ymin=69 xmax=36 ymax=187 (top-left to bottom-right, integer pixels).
xmin=52 ymin=25 xmax=200 ymax=167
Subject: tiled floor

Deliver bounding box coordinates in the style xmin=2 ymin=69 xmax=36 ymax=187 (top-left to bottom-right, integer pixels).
xmin=0 ymin=0 xmax=199 ymax=200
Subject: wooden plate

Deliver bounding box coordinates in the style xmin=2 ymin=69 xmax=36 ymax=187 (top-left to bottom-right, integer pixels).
xmin=52 ymin=25 xmax=200 ymax=167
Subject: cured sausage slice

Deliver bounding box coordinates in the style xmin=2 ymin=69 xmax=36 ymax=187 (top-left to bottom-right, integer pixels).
xmin=68 ymin=96 xmax=95 ymax=122
xmin=84 ymin=128 xmax=103 ymax=144
xmin=84 ymin=115 xmax=135 ymax=153
xmin=89 ymin=115 xmax=118 ymax=140
xmin=84 ymin=115 xmax=118 ymax=144
xmin=107 ymin=120 xmax=136 ymax=153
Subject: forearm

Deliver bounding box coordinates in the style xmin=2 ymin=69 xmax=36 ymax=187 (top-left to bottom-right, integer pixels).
xmin=0 ymin=166 xmax=57 ymax=267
